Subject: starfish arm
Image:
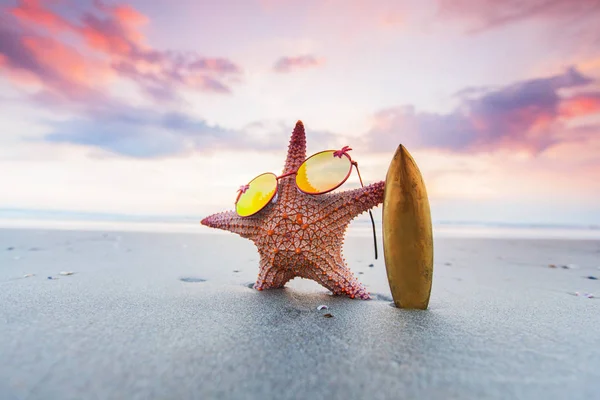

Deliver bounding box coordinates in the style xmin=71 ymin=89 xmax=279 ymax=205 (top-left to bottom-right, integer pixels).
xmin=254 ymin=251 xmax=296 ymax=290
xmin=278 ymin=121 xmax=307 ymax=202
xmin=282 ymin=120 xmax=307 ymax=174
xmin=303 ymin=253 xmax=371 ymax=299
xmin=324 ymin=180 xmax=385 ymax=222
xmin=201 ymin=211 xmax=264 ymax=239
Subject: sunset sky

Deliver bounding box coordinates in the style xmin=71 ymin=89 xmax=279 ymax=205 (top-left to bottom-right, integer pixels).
xmin=1 ymin=0 xmax=599 ymax=225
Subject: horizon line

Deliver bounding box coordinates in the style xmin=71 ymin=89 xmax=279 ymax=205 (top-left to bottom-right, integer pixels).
xmin=0 ymin=208 xmax=598 ymax=230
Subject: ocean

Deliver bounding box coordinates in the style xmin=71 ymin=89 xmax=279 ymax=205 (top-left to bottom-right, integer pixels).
xmin=1 ymin=217 xmax=599 ymax=240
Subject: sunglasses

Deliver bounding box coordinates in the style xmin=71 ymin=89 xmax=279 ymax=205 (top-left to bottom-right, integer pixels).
xmin=234 ymin=146 xmax=378 ymax=259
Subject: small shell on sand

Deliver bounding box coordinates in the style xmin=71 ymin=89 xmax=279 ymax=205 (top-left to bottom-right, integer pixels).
xmin=317 ymin=305 xmax=328 ymax=310
xmin=59 ymin=271 xmax=75 ymax=276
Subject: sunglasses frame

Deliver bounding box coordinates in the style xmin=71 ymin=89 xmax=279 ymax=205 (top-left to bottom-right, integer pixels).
xmin=234 ymin=171 xmax=279 ymax=217
xmin=235 ymin=148 xmax=359 ymax=216
xmin=294 ymin=149 xmax=356 ymax=195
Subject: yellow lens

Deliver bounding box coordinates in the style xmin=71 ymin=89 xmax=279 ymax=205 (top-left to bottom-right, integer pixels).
xmin=296 ymin=150 xmax=352 ymax=194
xmin=236 ymin=173 xmax=278 ymax=217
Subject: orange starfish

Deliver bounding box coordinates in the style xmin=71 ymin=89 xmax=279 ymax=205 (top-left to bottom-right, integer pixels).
xmin=201 ymin=121 xmax=384 ymax=299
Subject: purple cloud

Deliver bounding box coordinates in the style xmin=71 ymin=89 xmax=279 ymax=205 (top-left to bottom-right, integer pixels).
xmin=366 ymin=67 xmax=600 ymax=154
xmin=273 ymin=55 xmax=324 ymax=73
xmin=0 ymin=1 xmax=255 ymax=158
xmin=0 ymin=0 xmax=243 ymax=104
xmin=43 ymin=108 xmax=339 ymax=158
xmin=44 ymin=110 xmax=227 ymax=158
xmin=437 ymin=0 xmax=600 ymax=42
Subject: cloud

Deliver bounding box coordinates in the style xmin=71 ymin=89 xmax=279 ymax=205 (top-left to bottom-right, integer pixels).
xmin=273 ymin=55 xmax=324 ymax=73
xmin=44 ymin=113 xmax=225 ymax=158
xmin=365 ymin=67 xmax=600 ymax=155
xmin=437 ymin=0 xmax=600 ymax=32
xmin=559 ymin=92 xmax=600 ymax=118
xmin=0 ymin=0 xmax=254 ymax=158
xmin=0 ymin=0 xmax=243 ymax=103
xmin=41 ymin=104 xmax=247 ymax=158
xmin=0 ymin=23 xmax=108 ymax=101
xmin=436 ymin=0 xmax=600 ymax=53
xmin=41 ymin=102 xmax=340 ymax=158
xmin=9 ymin=0 xmax=75 ymax=32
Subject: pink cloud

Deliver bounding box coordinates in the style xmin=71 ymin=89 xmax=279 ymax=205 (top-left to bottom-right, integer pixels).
xmin=10 ymin=0 xmax=73 ymax=33
xmin=0 ymin=21 xmax=105 ymax=100
xmin=366 ymin=67 xmax=600 ymax=155
xmin=559 ymin=93 xmax=600 ymax=119
xmin=437 ymin=0 xmax=600 ymax=32
xmin=0 ymin=0 xmax=253 ymax=158
xmin=273 ymin=55 xmax=324 ymax=73
xmin=78 ymin=1 xmax=150 ymax=57
xmin=0 ymin=0 xmax=243 ymax=103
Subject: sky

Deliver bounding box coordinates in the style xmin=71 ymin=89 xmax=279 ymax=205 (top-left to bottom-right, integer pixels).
xmin=1 ymin=0 xmax=599 ymax=225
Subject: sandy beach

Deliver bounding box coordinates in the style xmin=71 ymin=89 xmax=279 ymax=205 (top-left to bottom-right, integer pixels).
xmin=1 ymin=226 xmax=599 ymax=400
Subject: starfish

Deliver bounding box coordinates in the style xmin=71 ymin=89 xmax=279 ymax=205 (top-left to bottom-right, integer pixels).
xmin=201 ymin=121 xmax=385 ymax=299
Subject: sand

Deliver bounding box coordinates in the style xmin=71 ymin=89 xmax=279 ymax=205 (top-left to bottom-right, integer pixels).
xmin=1 ymin=227 xmax=599 ymax=399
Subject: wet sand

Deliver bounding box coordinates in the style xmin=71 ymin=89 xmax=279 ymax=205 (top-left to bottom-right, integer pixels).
xmin=1 ymin=227 xmax=599 ymax=399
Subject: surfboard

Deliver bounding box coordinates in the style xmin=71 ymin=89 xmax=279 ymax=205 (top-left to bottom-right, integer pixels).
xmin=382 ymin=145 xmax=434 ymax=310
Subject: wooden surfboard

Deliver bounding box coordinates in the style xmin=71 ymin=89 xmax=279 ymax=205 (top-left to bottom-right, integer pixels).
xmin=382 ymin=145 xmax=434 ymax=310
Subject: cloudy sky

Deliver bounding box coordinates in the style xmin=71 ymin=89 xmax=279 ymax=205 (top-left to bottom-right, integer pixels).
xmin=1 ymin=0 xmax=599 ymax=225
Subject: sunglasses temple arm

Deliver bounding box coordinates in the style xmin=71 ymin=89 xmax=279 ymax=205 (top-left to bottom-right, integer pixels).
xmin=368 ymin=209 xmax=378 ymax=260
xmin=353 ymin=162 xmax=378 ymax=260
xmin=353 ymin=161 xmax=365 ymax=187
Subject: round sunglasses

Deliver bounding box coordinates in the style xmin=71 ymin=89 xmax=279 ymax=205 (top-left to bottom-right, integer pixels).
xmin=234 ymin=146 xmax=378 ymax=259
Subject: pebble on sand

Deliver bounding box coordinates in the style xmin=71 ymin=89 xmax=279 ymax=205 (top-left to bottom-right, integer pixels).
xmin=180 ymin=277 xmax=207 ymax=283
xmin=323 ymin=313 xmax=334 ymax=318
xmin=573 ymin=291 xmax=595 ymax=298
xmin=562 ymin=264 xmax=579 ymax=269
xmin=59 ymin=271 xmax=75 ymax=276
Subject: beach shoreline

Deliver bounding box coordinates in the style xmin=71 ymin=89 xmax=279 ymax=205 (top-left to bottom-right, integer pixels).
xmin=1 ymin=218 xmax=599 ymax=240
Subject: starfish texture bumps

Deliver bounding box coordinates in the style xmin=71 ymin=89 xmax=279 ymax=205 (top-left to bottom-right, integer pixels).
xmin=201 ymin=121 xmax=385 ymax=299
